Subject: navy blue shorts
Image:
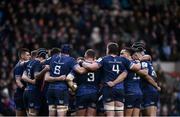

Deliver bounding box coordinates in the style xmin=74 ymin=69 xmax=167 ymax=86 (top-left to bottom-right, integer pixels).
xmin=23 ymin=89 xmax=41 ymax=109
xmin=142 ymin=92 xmax=159 ymax=108
xmin=14 ymin=90 xmax=25 ymax=110
xmin=125 ymin=94 xmax=142 ymax=109
xmin=102 ymin=87 xmax=124 ymax=103
xmin=46 ymin=89 xmax=69 ymax=106
xmin=76 ymin=93 xmax=98 ymax=110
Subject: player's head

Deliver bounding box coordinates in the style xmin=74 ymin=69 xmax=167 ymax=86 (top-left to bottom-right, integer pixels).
xmin=106 ymin=42 xmax=119 ymax=55
xmin=131 ymin=42 xmax=145 ymax=60
xmin=50 ymin=48 xmax=61 ymax=56
xmin=18 ymin=48 xmax=30 ymax=61
xmin=61 ymin=44 xmax=71 ymax=55
xmin=84 ymin=49 xmax=96 ymax=60
xmin=37 ymin=48 xmax=47 ymax=59
xmin=31 ymin=50 xmax=37 ymax=59
xmin=120 ymin=47 xmax=133 ymax=59
xmin=131 ymin=42 xmax=145 ymax=52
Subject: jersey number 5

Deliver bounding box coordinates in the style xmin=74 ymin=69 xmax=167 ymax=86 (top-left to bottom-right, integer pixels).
xmin=54 ymin=65 xmax=61 ymax=75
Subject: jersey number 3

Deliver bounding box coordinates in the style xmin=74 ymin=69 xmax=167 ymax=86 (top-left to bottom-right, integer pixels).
xmin=87 ymin=73 xmax=95 ymax=82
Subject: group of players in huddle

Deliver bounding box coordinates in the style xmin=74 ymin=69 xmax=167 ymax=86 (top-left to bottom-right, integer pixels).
xmin=13 ymin=42 xmax=161 ymax=116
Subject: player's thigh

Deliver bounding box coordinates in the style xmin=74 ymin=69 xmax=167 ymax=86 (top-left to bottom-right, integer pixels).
xmin=46 ymin=89 xmax=56 ymax=106
xmin=104 ymin=101 xmax=115 ymax=116
xmin=115 ymin=101 xmax=124 ymax=116
xmin=48 ymin=105 xmax=56 ymax=116
xmin=54 ymin=89 xmax=69 ymax=106
xmin=144 ymin=106 xmax=157 ymax=116
xmin=57 ymin=105 xmax=68 ymax=116
xmin=124 ymin=108 xmax=134 ymax=116
xmin=87 ymin=107 xmax=96 ymax=116
xmin=29 ymin=108 xmax=38 ymax=116
xmin=28 ymin=90 xmax=41 ymax=110
xmin=76 ymin=95 xmax=88 ymax=110
xmin=132 ymin=108 xmax=140 ymax=116
xmin=142 ymin=93 xmax=159 ymax=116
xmin=14 ymin=91 xmax=26 ymax=114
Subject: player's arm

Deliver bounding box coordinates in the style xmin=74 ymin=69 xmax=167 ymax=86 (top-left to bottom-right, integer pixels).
xmin=15 ymin=76 xmax=24 ymax=89
xmin=34 ymin=65 xmax=50 ymax=80
xmin=66 ymin=73 xmax=77 ymax=92
xmin=14 ymin=67 xmax=25 ymax=89
xmin=139 ymin=55 xmax=152 ymax=61
xmin=136 ymin=69 xmax=161 ymax=91
xmin=73 ymin=64 xmax=87 ymax=74
xmin=22 ymin=71 xmax=36 ymax=84
xmin=81 ymin=59 xmax=101 ymax=71
xmin=44 ymin=72 xmax=66 ymax=82
xmin=107 ymin=71 xmax=128 ymax=87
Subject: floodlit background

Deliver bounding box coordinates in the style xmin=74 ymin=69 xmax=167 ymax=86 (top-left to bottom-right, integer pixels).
xmin=0 ymin=0 xmax=180 ymax=116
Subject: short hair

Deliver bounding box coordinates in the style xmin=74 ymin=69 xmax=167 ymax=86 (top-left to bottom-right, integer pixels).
xmin=61 ymin=44 xmax=71 ymax=54
xmin=121 ymin=47 xmax=133 ymax=55
xmin=131 ymin=42 xmax=145 ymax=52
xmin=31 ymin=50 xmax=37 ymax=58
xmin=18 ymin=48 xmax=29 ymax=58
xmin=37 ymin=48 xmax=47 ymax=59
xmin=85 ymin=49 xmax=96 ymax=58
xmin=107 ymin=42 xmax=119 ymax=55
xmin=50 ymin=48 xmax=61 ymax=56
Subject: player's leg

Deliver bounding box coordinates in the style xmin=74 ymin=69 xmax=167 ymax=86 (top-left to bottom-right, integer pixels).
xmin=142 ymin=93 xmax=158 ymax=116
xmin=144 ymin=106 xmax=157 ymax=116
xmin=56 ymin=90 xmax=69 ymax=116
xmin=76 ymin=95 xmax=87 ymax=116
xmin=57 ymin=105 xmax=68 ymax=116
xmin=102 ymin=86 xmax=115 ymax=116
xmin=28 ymin=90 xmax=40 ymax=116
xmin=132 ymin=95 xmax=142 ymax=116
xmin=124 ymin=108 xmax=133 ymax=116
xmin=115 ymin=101 xmax=124 ymax=116
xmin=132 ymin=108 xmax=140 ymax=116
xmin=114 ymin=89 xmax=125 ymax=116
xmin=48 ymin=105 xmax=56 ymax=116
xmin=15 ymin=97 xmax=26 ymax=116
xmin=86 ymin=93 xmax=98 ymax=116
xmin=47 ymin=89 xmax=56 ymax=116
xmin=28 ymin=108 xmax=38 ymax=116
xmin=104 ymin=101 xmax=115 ymax=116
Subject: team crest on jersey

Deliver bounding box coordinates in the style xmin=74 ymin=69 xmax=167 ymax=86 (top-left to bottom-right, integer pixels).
xmin=59 ymin=100 xmax=64 ymax=104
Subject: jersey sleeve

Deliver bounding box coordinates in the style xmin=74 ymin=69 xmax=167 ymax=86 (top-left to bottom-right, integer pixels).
xmin=121 ymin=57 xmax=133 ymax=70
xmin=44 ymin=57 xmax=52 ymax=65
xmin=70 ymin=58 xmax=78 ymax=70
xmin=14 ymin=66 xmax=23 ymax=79
xmin=140 ymin=61 xmax=148 ymax=69
xmin=96 ymin=57 xmax=103 ymax=67
xmin=34 ymin=61 xmax=42 ymax=73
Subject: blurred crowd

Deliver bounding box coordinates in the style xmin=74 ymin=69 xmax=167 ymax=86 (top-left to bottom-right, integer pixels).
xmin=0 ymin=0 xmax=180 ymax=116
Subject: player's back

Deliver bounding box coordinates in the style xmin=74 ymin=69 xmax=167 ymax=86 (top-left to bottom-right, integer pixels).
xmin=124 ymin=60 xmax=142 ymax=95
xmin=25 ymin=59 xmax=42 ymax=90
xmin=74 ymin=62 xmax=101 ymax=96
xmin=140 ymin=61 xmax=158 ymax=93
xmin=98 ymin=55 xmax=127 ymax=89
xmin=48 ymin=54 xmax=76 ymax=90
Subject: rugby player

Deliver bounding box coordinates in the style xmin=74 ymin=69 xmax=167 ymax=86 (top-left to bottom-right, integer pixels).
xmin=13 ymin=48 xmax=30 ymax=116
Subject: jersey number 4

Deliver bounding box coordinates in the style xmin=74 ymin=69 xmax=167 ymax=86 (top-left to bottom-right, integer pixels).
xmin=112 ymin=64 xmax=120 ymax=74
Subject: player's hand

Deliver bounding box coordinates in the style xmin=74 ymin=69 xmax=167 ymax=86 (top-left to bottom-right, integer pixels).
xmin=107 ymin=81 xmax=115 ymax=87
xmin=57 ymin=75 xmax=66 ymax=81
xmin=31 ymin=79 xmax=36 ymax=84
xmin=44 ymin=65 xmax=50 ymax=71
xmin=157 ymin=86 xmax=161 ymax=91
